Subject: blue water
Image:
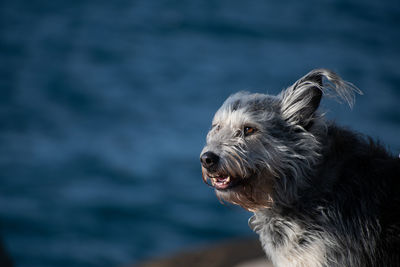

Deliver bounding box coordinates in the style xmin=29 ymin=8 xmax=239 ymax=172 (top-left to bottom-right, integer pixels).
xmin=0 ymin=0 xmax=399 ymax=266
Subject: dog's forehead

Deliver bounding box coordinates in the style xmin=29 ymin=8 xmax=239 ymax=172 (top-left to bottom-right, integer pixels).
xmin=212 ymin=92 xmax=278 ymax=125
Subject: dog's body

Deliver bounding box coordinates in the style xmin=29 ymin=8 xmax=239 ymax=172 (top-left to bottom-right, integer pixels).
xmin=200 ymin=69 xmax=400 ymax=267
xmin=250 ymin=125 xmax=400 ymax=266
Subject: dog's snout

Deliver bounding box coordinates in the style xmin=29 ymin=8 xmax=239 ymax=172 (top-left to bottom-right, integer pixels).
xmin=200 ymin=151 xmax=219 ymax=169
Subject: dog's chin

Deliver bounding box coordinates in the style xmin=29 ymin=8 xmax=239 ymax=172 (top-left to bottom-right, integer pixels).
xmin=209 ymin=172 xmax=274 ymax=212
xmin=202 ymin=168 xmax=273 ymax=211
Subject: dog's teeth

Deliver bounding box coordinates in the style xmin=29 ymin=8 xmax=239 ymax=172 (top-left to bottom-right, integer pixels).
xmin=220 ymin=176 xmax=230 ymax=185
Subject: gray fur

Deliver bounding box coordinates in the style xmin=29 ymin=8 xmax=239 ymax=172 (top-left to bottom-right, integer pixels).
xmin=200 ymin=69 xmax=400 ymax=266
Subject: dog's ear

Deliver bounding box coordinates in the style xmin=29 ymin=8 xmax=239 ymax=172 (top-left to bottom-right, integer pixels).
xmin=279 ymin=69 xmax=361 ymax=128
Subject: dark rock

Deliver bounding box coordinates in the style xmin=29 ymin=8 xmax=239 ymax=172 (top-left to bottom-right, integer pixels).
xmin=134 ymin=238 xmax=268 ymax=267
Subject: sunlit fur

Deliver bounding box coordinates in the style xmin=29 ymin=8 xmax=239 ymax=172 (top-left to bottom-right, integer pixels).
xmin=200 ymin=69 xmax=400 ymax=266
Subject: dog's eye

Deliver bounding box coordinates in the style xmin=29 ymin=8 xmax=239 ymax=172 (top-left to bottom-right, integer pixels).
xmin=212 ymin=124 xmax=221 ymax=131
xmin=244 ymin=126 xmax=256 ymax=136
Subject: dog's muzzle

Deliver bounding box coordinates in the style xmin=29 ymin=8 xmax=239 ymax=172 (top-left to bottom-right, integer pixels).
xmin=201 ymin=151 xmax=238 ymax=190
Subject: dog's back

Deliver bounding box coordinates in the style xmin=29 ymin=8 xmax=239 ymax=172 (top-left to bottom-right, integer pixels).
xmin=317 ymin=125 xmax=400 ymax=266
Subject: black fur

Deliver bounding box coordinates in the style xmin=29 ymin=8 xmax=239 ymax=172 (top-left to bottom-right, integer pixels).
xmin=267 ymin=124 xmax=400 ymax=266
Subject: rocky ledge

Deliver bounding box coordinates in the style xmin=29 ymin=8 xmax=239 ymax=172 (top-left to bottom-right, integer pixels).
xmin=134 ymin=238 xmax=272 ymax=267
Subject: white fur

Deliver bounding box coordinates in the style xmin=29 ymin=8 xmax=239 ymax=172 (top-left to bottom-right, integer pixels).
xmin=250 ymin=211 xmax=338 ymax=267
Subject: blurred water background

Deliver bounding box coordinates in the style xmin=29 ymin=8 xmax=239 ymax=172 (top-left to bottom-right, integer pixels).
xmin=0 ymin=0 xmax=399 ymax=266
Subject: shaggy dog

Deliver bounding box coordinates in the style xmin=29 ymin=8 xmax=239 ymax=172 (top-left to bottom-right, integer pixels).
xmin=200 ymin=69 xmax=400 ymax=267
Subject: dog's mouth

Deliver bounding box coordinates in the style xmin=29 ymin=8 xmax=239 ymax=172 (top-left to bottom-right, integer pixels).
xmin=209 ymin=174 xmax=232 ymax=190
xmin=204 ymin=172 xmax=243 ymax=190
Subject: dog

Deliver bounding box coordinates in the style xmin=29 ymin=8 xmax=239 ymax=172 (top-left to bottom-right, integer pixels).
xmin=200 ymin=69 xmax=400 ymax=267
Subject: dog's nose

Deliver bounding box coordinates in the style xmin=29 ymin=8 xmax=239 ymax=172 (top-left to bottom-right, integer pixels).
xmin=200 ymin=151 xmax=219 ymax=169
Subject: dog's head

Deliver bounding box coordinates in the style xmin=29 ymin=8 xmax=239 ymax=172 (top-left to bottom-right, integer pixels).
xmin=200 ymin=69 xmax=360 ymax=211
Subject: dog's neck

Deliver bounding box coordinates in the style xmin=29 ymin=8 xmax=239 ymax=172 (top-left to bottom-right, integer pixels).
xmin=250 ymin=209 xmax=332 ymax=267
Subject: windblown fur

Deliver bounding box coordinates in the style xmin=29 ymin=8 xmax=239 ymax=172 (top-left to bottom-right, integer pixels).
xmin=200 ymin=69 xmax=400 ymax=267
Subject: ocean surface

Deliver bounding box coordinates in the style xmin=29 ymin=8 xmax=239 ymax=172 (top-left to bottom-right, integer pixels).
xmin=0 ymin=0 xmax=399 ymax=266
